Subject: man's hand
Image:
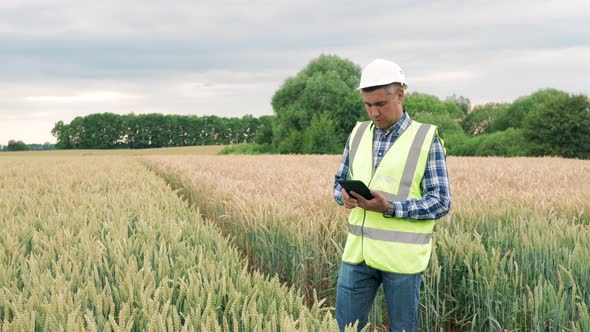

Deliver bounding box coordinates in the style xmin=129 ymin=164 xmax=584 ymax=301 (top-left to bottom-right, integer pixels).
xmin=341 ymin=188 xmax=359 ymax=209
xmin=342 ymin=189 xmax=389 ymax=213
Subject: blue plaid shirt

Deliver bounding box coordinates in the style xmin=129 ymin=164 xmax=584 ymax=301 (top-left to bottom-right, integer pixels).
xmin=334 ymin=112 xmax=451 ymax=220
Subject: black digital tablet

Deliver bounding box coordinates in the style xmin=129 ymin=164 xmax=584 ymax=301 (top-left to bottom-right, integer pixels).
xmin=337 ymin=180 xmax=375 ymax=200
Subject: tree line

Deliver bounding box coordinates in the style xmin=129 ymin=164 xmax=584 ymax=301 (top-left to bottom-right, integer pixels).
xmin=51 ymin=113 xmax=265 ymax=149
xmin=224 ymin=54 xmax=589 ymax=159
xmin=45 ymin=54 xmax=590 ymax=159
xmin=0 ymin=140 xmax=55 ymax=152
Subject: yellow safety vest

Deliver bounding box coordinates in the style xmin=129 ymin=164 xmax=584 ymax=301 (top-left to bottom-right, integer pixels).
xmin=341 ymin=120 xmax=439 ymax=274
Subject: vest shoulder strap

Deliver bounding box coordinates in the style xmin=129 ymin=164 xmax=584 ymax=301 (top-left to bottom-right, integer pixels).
xmin=349 ymin=121 xmax=371 ymax=166
xmin=395 ymin=123 xmax=435 ymax=199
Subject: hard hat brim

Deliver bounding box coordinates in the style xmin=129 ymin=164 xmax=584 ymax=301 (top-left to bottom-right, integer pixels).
xmin=356 ymin=82 xmax=408 ymax=91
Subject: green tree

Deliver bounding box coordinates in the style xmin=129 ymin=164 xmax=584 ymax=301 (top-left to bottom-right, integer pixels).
xmin=144 ymin=113 xmax=169 ymax=148
xmin=66 ymin=117 xmax=84 ymax=148
xmin=254 ymin=116 xmax=275 ymax=146
xmin=185 ymin=116 xmax=205 ymax=146
xmin=223 ymin=117 xmax=243 ymax=144
xmin=489 ymin=89 xmax=569 ymax=133
xmin=462 ymin=103 xmax=509 ymax=135
xmin=51 ymin=113 xmax=264 ymax=149
xmin=271 ymin=54 xmax=364 ymax=153
xmin=237 ymin=115 xmax=260 ymax=144
xmin=475 ymin=128 xmax=529 ymax=157
xmin=405 ymin=92 xmax=465 ymax=120
xmin=446 ymin=94 xmax=471 ymax=115
xmin=126 ymin=113 xmax=148 ymax=148
xmin=302 ymin=114 xmax=341 ymax=154
xmin=7 ymin=140 xmax=29 ymax=151
xmin=523 ymin=94 xmax=590 ymax=159
xmin=278 ymin=129 xmax=304 ymax=154
xmin=201 ymin=115 xmax=224 ymax=145
xmin=412 ymin=112 xmax=463 ymax=141
xmin=445 ymin=129 xmax=529 ymax=157
xmin=444 ymin=132 xmax=476 ymax=156
xmin=167 ymin=115 xmax=186 ymax=147
xmin=52 ymin=120 xmax=74 ymax=149
xmin=82 ymin=113 xmax=126 ymax=148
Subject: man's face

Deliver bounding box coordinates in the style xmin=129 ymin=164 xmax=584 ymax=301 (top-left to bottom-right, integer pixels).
xmin=362 ymin=87 xmax=404 ymax=129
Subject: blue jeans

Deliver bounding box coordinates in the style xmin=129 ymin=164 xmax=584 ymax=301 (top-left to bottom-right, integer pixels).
xmin=335 ymin=261 xmax=421 ymax=332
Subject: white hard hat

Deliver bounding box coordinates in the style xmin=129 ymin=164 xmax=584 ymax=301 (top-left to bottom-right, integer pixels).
xmin=357 ymin=59 xmax=407 ymax=90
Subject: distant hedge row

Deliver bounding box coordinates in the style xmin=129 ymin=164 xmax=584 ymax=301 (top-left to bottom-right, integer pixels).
xmin=51 ymin=113 xmax=268 ymax=149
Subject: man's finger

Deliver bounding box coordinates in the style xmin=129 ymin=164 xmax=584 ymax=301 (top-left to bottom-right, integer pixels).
xmin=349 ymin=191 xmax=366 ymax=202
xmin=341 ymin=189 xmax=351 ymax=200
xmin=369 ymin=189 xmax=382 ymax=199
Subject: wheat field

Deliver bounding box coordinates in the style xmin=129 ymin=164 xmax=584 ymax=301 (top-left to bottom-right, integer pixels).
xmin=144 ymin=155 xmax=590 ymax=331
xmin=0 ymin=155 xmax=351 ymax=331
xmin=1 ymin=152 xmax=589 ymax=331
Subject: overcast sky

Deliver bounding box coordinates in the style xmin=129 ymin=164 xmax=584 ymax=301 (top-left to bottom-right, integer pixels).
xmin=1 ymin=0 xmax=589 ymax=145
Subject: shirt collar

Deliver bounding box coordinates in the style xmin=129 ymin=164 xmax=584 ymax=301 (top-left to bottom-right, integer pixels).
xmin=373 ymin=111 xmax=412 ymax=136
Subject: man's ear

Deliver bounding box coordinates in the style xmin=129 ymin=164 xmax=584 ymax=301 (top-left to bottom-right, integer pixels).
xmin=397 ymin=88 xmax=405 ymax=103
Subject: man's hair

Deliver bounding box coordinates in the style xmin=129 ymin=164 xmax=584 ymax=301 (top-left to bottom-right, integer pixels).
xmin=361 ymin=82 xmax=403 ymax=95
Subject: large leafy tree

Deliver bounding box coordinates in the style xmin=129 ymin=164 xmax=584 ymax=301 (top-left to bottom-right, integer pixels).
xmin=489 ymin=89 xmax=569 ymax=133
xmin=271 ymin=54 xmax=364 ymax=153
xmin=52 ymin=120 xmax=74 ymax=149
xmin=81 ymin=113 xmax=126 ymax=148
xmin=523 ymin=94 xmax=590 ymax=159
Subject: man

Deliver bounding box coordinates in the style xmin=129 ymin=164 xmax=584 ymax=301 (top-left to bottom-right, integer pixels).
xmin=333 ymin=59 xmax=451 ymax=332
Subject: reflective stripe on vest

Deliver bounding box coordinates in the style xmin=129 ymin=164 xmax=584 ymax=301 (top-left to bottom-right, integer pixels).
xmin=348 ymin=121 xmax=370 ymax=166
xmin=348 ymin=224 xmax=432 ymax=245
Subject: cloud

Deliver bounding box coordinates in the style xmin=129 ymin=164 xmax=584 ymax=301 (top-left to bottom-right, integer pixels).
xmin=0 ymin=0 xmax=589 ymax=145
xmin=23 ymin=91 xmax=141 ymax=104
xmin=412 ymin=70 xmax=479 ymax=85
xmin=0 ymin=71 xmax=279 ymax=144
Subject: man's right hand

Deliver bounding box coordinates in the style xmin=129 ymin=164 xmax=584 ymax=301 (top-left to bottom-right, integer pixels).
xmin=341 ymin=189 xmax=358 ymax=209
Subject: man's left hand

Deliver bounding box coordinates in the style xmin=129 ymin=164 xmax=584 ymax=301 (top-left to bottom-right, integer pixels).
xmin=349 ymin=190 xmax=389 ymax=213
